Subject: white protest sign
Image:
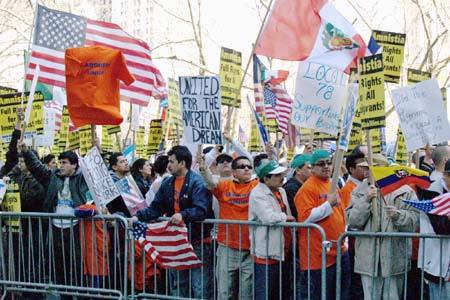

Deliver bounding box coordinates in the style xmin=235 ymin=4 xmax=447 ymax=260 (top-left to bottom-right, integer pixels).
xmin=338 ymin=83 xmax=358 ymax=151
xmin=291 ymin=61 xmax=348 ymax=135
xmin=35 ymin=106 xmax=56 ymax=147
xmin=391 ymin=79 xmax=450 ymax=151
xmin=179 ymin=76 xmax=222 ymax=153
xmin=130 ymin=103 xmax=140 ymax=132
xmin=79 ymin=146 xmax=120 ymax=210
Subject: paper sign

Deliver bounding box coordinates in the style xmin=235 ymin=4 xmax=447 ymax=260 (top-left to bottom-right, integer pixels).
xmin=392 ymin=79 xmax=450 ymax=151
xmin=79 ymin=146 xmax=120 ymax=210
xmin=292 ymin=61 xmax=348 ymax=135
xmin=219 ymin=47 xmax=242 ymax=107
xmin=167 ymin=78 xmax=183 ymax=141
xmin=147 ymin=119 xmax=163 ymax=155
xmin=372 ymin=30 xmax=406 ymax=83
xmin=179 ymin=76 xmax=222 ymax=147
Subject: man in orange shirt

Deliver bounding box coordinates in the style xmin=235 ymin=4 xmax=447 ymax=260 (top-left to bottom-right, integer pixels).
xmin=295 ymin=150 xmax=350 ymax=300
xmin=199 ymin=155 xmax=258 ymax=300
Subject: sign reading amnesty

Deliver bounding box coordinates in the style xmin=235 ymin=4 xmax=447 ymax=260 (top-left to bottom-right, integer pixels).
xmin=372 ymin=30 xmax=406 ymax=83
xmin=219 ymin=47 xmax=242 ymax=107
xmin=179 ymin=76 xmax=222 ymax=145
xmin=358 ymin=54 xmax=385 ymax=129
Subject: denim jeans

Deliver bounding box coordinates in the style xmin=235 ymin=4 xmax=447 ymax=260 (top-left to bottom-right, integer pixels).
xmin=254 ymin=262 xmax=280 ymax=300
xmin=428 ymin=280 xmax=450 ymax=300
xmin=169 ymin=242 xmax=213 ymax=299
xmin=298 ymin=252 xmax=351 ymax=300
xmin=216 ymin=244 xmax=253 ymax=300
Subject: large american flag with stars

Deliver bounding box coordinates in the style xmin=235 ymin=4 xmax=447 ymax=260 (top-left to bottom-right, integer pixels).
xmin=403 ymin=192 xmax=450 ymax=216
xmin=133 ymin=220 xmax=202 ymax=270
xmin=26 ymin=5 xmax=167 ymax=106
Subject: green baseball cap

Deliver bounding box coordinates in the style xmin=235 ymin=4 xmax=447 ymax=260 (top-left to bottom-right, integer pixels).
xmin=256 ymin=160 xmax=287 ymax=180
xmin=291 ymin=154 xmax=312 ymax=169
xmin=310 ymin=150 xmax=331 ymax=165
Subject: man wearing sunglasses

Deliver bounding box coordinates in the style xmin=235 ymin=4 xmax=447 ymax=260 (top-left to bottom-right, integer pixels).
xmin=199 ymin=155 xmax=259 ymax=300
xmin=295 ymin=150 xmax=350 ymax=300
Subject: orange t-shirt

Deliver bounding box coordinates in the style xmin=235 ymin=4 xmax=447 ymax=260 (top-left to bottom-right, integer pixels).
xmin=340 ymin=179 xmax=357 ymax=209
xmin=212 ymin=179 xmax=259 ymax=250
xmin=173 ymin=176 xmax=185 ymax=213
xmin=295 ymin=176 xmax=347 ymax=270
xmin=65 ymin=45 xmax=135 ymax=128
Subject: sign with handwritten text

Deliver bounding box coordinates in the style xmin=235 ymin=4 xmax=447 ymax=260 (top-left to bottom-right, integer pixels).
xmin=292 ymin=61 xmax=348 ymax=135
xmin=392 ymin=79 xmax=450 ymax=151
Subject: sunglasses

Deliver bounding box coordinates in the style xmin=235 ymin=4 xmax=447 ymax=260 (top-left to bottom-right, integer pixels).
xmin=217 ymin=158 xmax=233 ymax=164
xmin=314 ymin=160 xmax=333 ymax=167
xmin=234 ymin=164 xmax=253 ymax=170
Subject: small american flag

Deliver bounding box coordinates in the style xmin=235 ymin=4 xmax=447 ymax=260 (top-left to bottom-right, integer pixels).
xmin=26 ymin=5 xmax=167 ymax=107
xmin=263 ymin=85 xmax=293 ymax=136
xmin=115 ymin=176 xmax=148 ymax=216
xmin=403 ymin=193 xmax=450 ymax=216
xmin=133 ymin=220 xmax=202 ymax=270
xmin=238 ymin=125 xmax=249 ymax=144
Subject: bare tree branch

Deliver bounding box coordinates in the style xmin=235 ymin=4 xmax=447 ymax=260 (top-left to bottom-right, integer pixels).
xmin=0 ymin=7 xmax=32 ymax=26
xmin=418 ymin=29 xmax=448 ymax=71
xmin=150 ymin=0 xmax=190 ymax=24
xmin=152 ymin=39 xmax=195 ymax=51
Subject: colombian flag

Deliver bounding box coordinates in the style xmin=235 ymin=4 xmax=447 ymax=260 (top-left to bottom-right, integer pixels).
xmin=370 ymin=165 xmax=431 ymax=196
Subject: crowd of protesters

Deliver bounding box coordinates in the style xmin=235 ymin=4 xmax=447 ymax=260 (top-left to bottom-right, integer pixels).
xmin=0 ymin=111 xmax=449 ymax=300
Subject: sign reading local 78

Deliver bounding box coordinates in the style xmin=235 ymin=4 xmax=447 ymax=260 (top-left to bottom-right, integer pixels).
xmin=291 ymin=61 xmax=348 ymax=136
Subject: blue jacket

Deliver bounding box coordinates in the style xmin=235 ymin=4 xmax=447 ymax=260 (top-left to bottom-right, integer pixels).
xmin=136 ymin=169 xmax=213 ymax=242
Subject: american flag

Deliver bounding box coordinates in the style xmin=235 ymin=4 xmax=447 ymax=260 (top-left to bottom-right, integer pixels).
xmin=115 ymin=176 xmax=148 ymax=216
xmin=133 ymin=220 xmax=202 ymax=270
xmin=252 ymin=55 xmax=264 ymax=116
xmin=403 ymin=193 xmax=450 ymax=216
xmin=263 ymin=85 xmax=293 ymax=135
xmin=238 ymin=125 xmax=249 ymax=144
xmin=26 ymin=5 xmax=167 ymax=107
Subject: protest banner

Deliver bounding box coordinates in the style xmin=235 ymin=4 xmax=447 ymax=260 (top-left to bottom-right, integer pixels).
xmin=179 ymin=76 xmax=222 ymax=152
xmin=396 ymin=127 xmax=408 ymax=165
xmin=2 ymin=183 xmax=21 ymax=232
xmin=219 ymin=47 xmax=242 ymax=107
xmin=249 ymin=118 xmax=263 ymax=152
xmin=0 ymin=86 xmax=17 ymax=95
xmin=0 ymin=92 xmax=44 ymax=143
xmin=338 ymin=84 xmax=358 ymax=152
xmin=67 ymin=130 xmax=80 ymax=151
xmin=407 ymin=69 xmax=431 ymax=84
xmin=358 ymin=54 xmax=385 ymax=130
xmin=167 ymin=78 xmax=183 ymax=141
xmin=79 ymin=125 xmax=91 ymax=155
xmin=102 ymin=126 xmax=113 ymax=151
xmin=35 ymin=105 xmax=56 ymax=147
xmin=136 ymin=126 xmax=145 ymax=156
xmin=79 ymin=146 xmax=120 ymax=210
xmin=147 ymin=119 xmax=163 ymax=155
xmin=59 ymin=107 xmax=70 ymax=151
xmin=291 ymin=61 xmax=348 ymax=135
xmin=392 ymin=79 xmax=450 ymax=151
xmin=372 ymin=30 xmax=406 ymax=83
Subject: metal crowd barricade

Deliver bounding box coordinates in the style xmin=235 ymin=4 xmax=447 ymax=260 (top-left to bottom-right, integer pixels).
xmin=0 ymin=212 xmax=130 ymax=300
xmin=130 ymin=218 xmax=329 ymax=300
xmin=335 ymin=231 xmax=450 ymax=300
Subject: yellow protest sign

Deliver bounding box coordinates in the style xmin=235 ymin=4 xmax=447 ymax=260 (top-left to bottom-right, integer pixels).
xmin=287 ymin=147 xmax=295 ymax=162
xmin=67 ymin=130 xmax=80 ymax=151
xmin=372 ymin=30 xmax=406 ymax=83
xmin=219 ymin=47 xmax=242 ymax=107
xmin=102 ymin=126 xmax=113 ymax=151
xmin=2 ymin=183 xmax=21 ymax=232
xmin=0 ymin=91 xmax=44 ymax=142
xmin=0 ymin=86 xmax=17 ymax=95
xmin=358 ymin=54 xmax=385 ymax=130
xmin=396 ymin=127 xmax=408 ymax=165
xmin=167 ymin=78 xmax=183 ymax=141
xmin=407 ymin=69 xmax=431 ymax=84
xmin=59 ymin=107 xmax=69 ymax=151
xmin=249 ymin=119 xmax=263 ymax=152
xmin=106 ymin=125 xmax=121 ymax=135
xmin=368 ymin=129 xmax=381 ymax=153
xmin=79 ymin=125 xmax=91 ymax=156
xmin=136 ymin=126 xmax=145 ymax=157
xmin=441 ymin=88 xmax=447 ymax=112
xmin=52 ymin=131 xmax=60 ymax=155
xmin=265 ymin=118 xmax=279 ymax=133
xmin=147 ymin=119 xmax=163 ymax=155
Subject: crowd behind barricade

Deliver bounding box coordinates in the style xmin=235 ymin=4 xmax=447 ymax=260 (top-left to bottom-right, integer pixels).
xmin=0 ymin=111 xmax=449 ymax=300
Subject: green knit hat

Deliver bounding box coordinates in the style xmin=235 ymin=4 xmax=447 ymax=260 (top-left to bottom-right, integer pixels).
xmin=310 ymin=150 xmax=331 ymax=165
xmin=291 ymin=154 xmax=312 ymax=169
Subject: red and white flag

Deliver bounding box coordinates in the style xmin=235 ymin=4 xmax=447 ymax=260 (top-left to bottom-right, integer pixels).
xmin=263 ymin=84 xmax=293 ymax=135
xmin=255 ymin=0 xmax=366 ymax=71
xmin=26 ymin=5 xmax=167 ymax=107
xmin=238 ymin=125 xmax=249 ymax=144
xmin=133 ymin=220 xmax=202 ymax=270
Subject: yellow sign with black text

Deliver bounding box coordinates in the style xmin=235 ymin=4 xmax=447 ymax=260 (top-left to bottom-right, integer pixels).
xmin=167 ymin=79 xmax=183 ymax=140
xmin=2 ymin=183 xmax=21 ymax=232
xmin=147 ymin=119 xmax=163 ymax=155
xmin=407 ymin=69 xmax=431 ymax=85
xmin=219 ymin=47 xmax=242 ymax=107
xmin=372 ymin=30 xmax=406 ymax=83
xmin=396 ymin=127 xmax=408 ymax=165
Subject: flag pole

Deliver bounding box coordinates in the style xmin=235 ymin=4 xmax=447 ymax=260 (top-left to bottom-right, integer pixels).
xmin=225 ymin=0 xmax=274 ymax=136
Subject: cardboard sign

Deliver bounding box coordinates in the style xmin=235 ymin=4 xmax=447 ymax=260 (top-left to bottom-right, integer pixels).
xmin=372 ymin=30 xmax=406 ymax=83
xmin=407 ymin=69 xmax=431 ymax=85
xmin=292 ymin=61 xmax=348 ymax=135
xmin=147 ymin=119 xmax=163 ymax=155
xmin=167 ymin=78 xmax=183 ymax=141
xmin=338 ymin=84 xmax=358 ymax=151
xmin=179 ymin=76 xmax=222 ymax=147
xmin=79 ymin=146 xmax=120 ymax=210
xmin=392 ymin=79 xmax=450 ymax=151
xmin=396 ymin=127 xmax=408 ymax=165
xmin=219 ymin=47 xmax=242 ymax=107
xmin=358 ymin=54 xmax=386 ymax=130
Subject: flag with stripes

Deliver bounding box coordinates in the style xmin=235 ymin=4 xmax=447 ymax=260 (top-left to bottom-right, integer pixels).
xmin=238 ymin=125 xmax=249 ymax=144
xmin=26 ymin=5 xmax=167 ymax=107
xmin=253 ymin=55 xmax=264 ymax=116
xmin=115 ymin=176 xmax=148 ymax=216
xmin=403 ymin=192 xmax=450 ymax=216
xmin=263 ymin=85 xmax=293 ymax=135
xmin=133 ymin=220 xmax=202 ymax=270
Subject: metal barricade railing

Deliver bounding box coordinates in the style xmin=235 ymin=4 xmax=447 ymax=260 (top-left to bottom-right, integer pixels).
xmin=0 ymin=212 xmax=130 ymax=300
xmin=130 ymin=218 xmax=330 ymax=300
xmin=335 ymin=231 xmax=450 ymax=300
